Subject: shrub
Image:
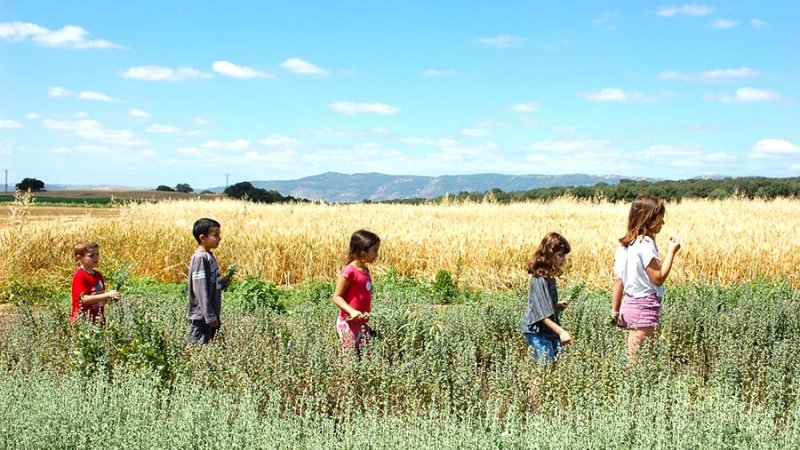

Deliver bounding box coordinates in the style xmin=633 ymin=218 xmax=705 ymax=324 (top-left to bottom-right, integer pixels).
xmin=431 ymin=270 xmax=459 ymax=305
xmin=226 ymin=276 xmax=286 ymax=313
xmin=0 ymin=278 xmax=63 ymax=306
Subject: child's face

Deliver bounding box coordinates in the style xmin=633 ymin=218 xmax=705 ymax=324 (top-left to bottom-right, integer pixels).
xmin=653 ymin=214 xmax=665 ymax=234
xmin=362 ymin=242 xmax=380 ymax=264
xmin=200 ymin=227 xmax=222 ymax=250
xmin=77 ymin=249 xmax=100 ymax=270
xmin=553 ymin=251 xmax=567 ymax=270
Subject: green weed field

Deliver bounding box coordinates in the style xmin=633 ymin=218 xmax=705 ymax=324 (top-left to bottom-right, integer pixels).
xmin=1 ymin=277 xmax=798 ymax=449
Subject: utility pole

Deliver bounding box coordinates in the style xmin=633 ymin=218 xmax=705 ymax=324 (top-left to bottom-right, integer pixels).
xmin=4 ymin=169 xmax=7 ymax=193
xmin=225 ymin=173 xmax=230 ymax=189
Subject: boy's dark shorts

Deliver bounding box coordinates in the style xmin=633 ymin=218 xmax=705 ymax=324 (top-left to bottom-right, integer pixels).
xmin=186 ymin=319 xmax=218 ymax=344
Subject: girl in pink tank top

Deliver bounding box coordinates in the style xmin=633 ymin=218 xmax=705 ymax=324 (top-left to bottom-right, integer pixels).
xmin=333 ymin=229 xmax=381 ymax=357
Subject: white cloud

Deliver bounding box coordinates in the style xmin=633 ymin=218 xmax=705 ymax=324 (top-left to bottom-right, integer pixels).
xmin=708 ymin=88 xmax=782 ymax=104
xmin=258 ymin=133 xmax=300 ymax=147
xmin=749 ymin=139 xmax=800 ymax=158
xmin=510 ymin=102 xmax=540 ymax=113
xmin=580 ymin=88 xmax=657 ymax=103
xmin=311 ymin=127 xmax=359 ymax=137
xmin=552 ymin=126 xmax=578 ymax=133
xmin=657 ymin=5 xmax=715 ymax=17
xmin=461 ymin=128 xmax=489 ymax=137
xmin=527 ymin=138 xmax=612 ymax=152
xmin=122 ymin=65 xmax=212 ymax=81
xmin=42 ymin=118 xmax=145 ymax=146
xmin=78 ymin=91 xmax=113 ymax=101
xmin=519 ymin=139 xmax=738 ymax=176
xmin=0 ymin=21 xmax=120 ymax=49
xmin=243 ymin=148 xmax=299 ymax=162
xmin=146 ymin=124 xmax=179 ymax=134
xmin=750 ymin=19 xmax=769 ymax=28
xmin=129 ymin=108 xmax=151 ymax=119
xmin=212 ymin=60 xmax=272 ymax=79
xmin=423 ymin=68 xmax=456 ymax=77
xmin=475 ymin=34 xmax=524 ymax=48
xmin=329 ymin=102 xmax=399 ymax=116
xmin=658 ymin=67 xmax=761 ymax=83
xmin=177 ymin=147 xmax=202 ymax=155
xmin=192 ymin=117 xmax=210 ymax=126
xmin=0 ymin=119 xmax=22 ymax=129
xmin=25 ymin=113 xmax=41 ymax=120
xmin=48 ymin=86 xmax=72 ymax=97
xmin=280 ymin=58 xmax=329 ymax=76
xmin=712 ymin=19 xmax=739 ymax=29
xmin=592 ymin=12 xmax=618 ymax=30
xmin=201 ymin=139 xmax=251 ymax=150
xmin=401 ymin=137 xmax=458 ymax=147
xmin=437 ymin=141 xmax=501 ymax=161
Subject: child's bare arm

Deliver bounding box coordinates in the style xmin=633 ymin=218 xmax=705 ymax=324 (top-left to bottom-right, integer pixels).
xmin=80 ymin=290 xmax=121 ymax=305
xmin=646 ymin=237 xmax=681 ymax=286
xmin=611 ymin=278 xmax=623 ymax=318
xmin=542 ymin=317 xmax=572 ymax=345
xmin=332 ymin=276 xmax=362 ymax=320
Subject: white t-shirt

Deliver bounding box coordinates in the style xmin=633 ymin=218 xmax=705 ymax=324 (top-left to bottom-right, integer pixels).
xmin=614 ymin=236 xmax=663 ymax=298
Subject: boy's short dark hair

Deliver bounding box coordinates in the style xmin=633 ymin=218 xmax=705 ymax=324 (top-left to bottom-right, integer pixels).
xmin=74 ymin=240 xmax=99 ymax=258
xmin=193 ymin=218 xmax=221 ymax=243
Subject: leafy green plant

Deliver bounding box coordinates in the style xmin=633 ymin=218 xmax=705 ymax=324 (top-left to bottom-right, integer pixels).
xmin=431 ymin=269 xmax=459 ymax=305
xmin=109 ymin=265 xmax=133 ymax=291
xmin=1 ymin=280 xmax=800 ymax=447
xmin=0 ymin=278 xmax=63 ymax=306
xmin=225 ymin=276 xmax=286 ymax=313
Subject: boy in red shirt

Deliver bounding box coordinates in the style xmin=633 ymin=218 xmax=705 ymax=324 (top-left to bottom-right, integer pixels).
xmin=71 ymin=240 xmax=121 ymax=326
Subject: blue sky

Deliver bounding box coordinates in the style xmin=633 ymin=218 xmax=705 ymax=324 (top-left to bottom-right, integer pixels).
xmin=1 ymin=1 xmax=798 ymax=189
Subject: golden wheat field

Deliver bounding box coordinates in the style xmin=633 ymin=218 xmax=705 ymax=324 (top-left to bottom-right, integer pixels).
xmin=1 ymin=196 xmax=798 ymax=291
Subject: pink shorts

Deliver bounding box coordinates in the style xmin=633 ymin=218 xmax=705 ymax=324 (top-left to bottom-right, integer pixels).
xmin=619 ymin=293 xmax=662 ymax=329
xmin=336 ymin=316 xmax=372 ymax=355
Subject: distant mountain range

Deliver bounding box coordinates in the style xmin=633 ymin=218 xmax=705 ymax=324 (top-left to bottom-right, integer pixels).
xmin=208 ymin=172 xmax=656 ymax=202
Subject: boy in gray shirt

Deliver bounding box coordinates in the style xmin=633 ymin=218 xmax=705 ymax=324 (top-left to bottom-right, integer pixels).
xmin=187 ymin=218 xmax=230 ymax=344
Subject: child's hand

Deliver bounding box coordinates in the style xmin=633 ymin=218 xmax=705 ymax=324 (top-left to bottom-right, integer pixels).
xmin=559 ymin=331 xmax=573 ymax=346
xmin=556 ymin=301 xmax=568 ymax=311
xmin=107 ymin=290 xmax=121 ymax=302
xmin=668 ymin=235 xmax=682 ymax=254
xmin=222 ymin=276 xmax=232 ymax=289
xmin=222 ymin=264 xmax=238 ymax=289
xmin=346 ymin=310 xmax=364 ymax=321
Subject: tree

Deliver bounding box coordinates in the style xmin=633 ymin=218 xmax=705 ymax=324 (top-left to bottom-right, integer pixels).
xmin=16 ymin=178 xmax=45 ymax=192
xmin=156 ymin=185 xmax=175 ymax=192
xmin=175 ymin=183 xmax=194 ymax=193
xmin=224 ymin=182 xmax=255 ymax=199
xmin=224 ymin=182 xmax=290 ymax=204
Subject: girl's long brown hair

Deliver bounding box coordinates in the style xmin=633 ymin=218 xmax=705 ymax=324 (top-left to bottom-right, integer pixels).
xmin=526 ymin=232 xmax=571 ymax=278
xmin=619 ymin=195 xmax=665 ymax=246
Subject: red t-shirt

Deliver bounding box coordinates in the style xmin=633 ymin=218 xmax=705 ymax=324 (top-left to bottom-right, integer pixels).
xmin=338 ymin=264 xmax=372 ymax=323
xmin=71 ymin=267 xmax=107 ymax=325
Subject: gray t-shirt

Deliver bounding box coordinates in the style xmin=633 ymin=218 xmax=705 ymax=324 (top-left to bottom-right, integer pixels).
xmin=187 ymin=249 xmax=222 ymax=324
xmin=519 ymin=276 xmax=559 ymax=338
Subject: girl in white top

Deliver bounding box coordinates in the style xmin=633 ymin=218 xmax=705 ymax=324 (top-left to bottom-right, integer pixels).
xmin=612 ymin=195 xmax=681 ymax=359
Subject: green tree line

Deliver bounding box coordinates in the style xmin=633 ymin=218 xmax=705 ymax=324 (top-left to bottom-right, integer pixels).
xmin=386 ymin=176 xmax=800 ymax=204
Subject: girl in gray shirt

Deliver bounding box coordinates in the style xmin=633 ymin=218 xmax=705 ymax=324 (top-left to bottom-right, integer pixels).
xmin=520 ymin=232 xmax=573 ymax=363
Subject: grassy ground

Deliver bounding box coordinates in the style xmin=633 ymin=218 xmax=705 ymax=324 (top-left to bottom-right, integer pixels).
xmin=1 ymin=277 xmax=798 ymax=448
